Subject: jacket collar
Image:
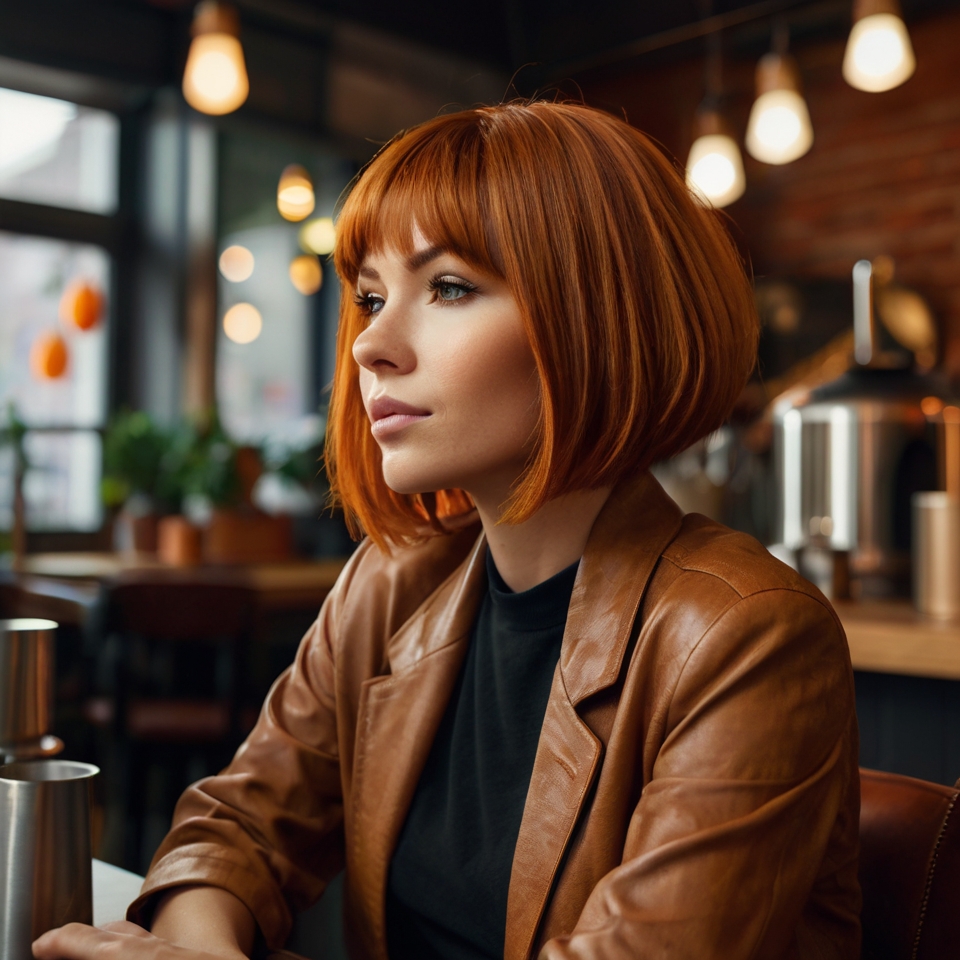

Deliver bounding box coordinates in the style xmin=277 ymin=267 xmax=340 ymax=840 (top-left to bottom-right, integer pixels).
xmin=505 ymin=471 xmax=684 ymax=960
xmin=350 ymin=472 xmax=684 ymax=960
xmin=560 ymin=470 xmax=685 ymax=704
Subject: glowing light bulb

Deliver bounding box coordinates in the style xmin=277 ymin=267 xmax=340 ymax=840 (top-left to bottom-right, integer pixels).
xmin=299 ymin=217 xmax=336 ymax=255
xmin=182 ymin=2 xmax=249 ymax=116
xmin=277 ymin=165 xmax=315 ymax=222
xmin=686 ymin=134 xmax=745 ymax=208
xmin=843 ymin=12 xmax=915 ymax=92
xmin=219 ymin=245 xmax=254 ymax=282
xmin=223 ymin=303 xmax=262 ymax=344
xmin=289 ymin=255 xmax=323 ymax=295
xmin=746 ymin=89 xmax=813 ymax=164
xmin=745 ymin=52 xmax=813 ymax=165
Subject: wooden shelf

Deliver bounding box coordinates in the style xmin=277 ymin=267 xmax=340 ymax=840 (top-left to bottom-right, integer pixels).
xmin=835 ymin=600 xmax=960 ymax=681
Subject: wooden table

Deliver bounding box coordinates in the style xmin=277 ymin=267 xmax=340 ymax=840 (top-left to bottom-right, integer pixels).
xmin=2 ymin=553 xmax=348 ymax=627
xmin=836 ymin=600 xmax=960 ymax=681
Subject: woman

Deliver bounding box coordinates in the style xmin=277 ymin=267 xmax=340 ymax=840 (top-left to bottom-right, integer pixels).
xmin=37 ymin=101 xmax=860 ymax=960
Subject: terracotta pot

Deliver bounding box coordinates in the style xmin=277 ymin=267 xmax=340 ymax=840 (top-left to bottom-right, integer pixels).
xmin=157 ymin=515 xmax=203 ymax=567
xmin=203 ymin=509 xmax=293 ymax=565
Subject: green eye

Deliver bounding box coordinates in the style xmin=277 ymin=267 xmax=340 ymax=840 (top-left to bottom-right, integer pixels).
xmin=438 ymin=283 xmax=466 ymax=301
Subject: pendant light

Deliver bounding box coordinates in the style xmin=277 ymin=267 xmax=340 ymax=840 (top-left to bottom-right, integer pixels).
xmin=182 ymin=1 xmax=249 ymax=116
xmin=745 ymin=29 xmax=813 ymax=165
xmin=277 ymin=164 xmax=315 ymax=222
xmin=685 ymin=29 xmax=745 ymax=209
xmin=686 ymin=106 xmax=746 ymax=208
xmin=843 ymin=0 xmax=916 ymax=92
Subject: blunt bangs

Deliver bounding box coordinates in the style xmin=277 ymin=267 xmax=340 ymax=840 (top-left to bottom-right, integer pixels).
xmin=334 ymin=118 xmax=504 ymax=287
xmin=326 ymin=101 xmax=759 ymax=551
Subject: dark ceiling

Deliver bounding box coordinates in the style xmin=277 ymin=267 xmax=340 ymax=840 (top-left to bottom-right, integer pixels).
xmin=0 ymin=0 xmax=957 ymax=113
xmin=235 ymin=0 xmax=960 ymax=76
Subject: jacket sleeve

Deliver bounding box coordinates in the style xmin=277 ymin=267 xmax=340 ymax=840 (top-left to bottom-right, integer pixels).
xmin=540 ymin=589 xmax=861 ymax=960
xmin=126 ymin=569 xmax=351 ymax=949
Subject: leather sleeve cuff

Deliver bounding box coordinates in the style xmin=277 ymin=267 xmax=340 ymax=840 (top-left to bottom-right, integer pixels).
xmin=125 ymin=842 xmax=294 ymax=950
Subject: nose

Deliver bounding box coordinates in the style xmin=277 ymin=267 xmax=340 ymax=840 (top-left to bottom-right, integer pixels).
xmin=352 ymin=305 xmax=416 ymax=376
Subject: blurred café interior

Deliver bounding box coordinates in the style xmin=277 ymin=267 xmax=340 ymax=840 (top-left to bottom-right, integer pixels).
xmin=1 ymin=0 xmax=960 ymax=880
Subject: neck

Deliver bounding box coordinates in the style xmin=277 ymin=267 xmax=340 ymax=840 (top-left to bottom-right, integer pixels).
xmin=474 ymin=486 xmax=613 ymax=593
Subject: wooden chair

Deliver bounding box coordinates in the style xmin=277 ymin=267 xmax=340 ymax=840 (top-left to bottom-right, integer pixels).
xmin=859 ymin=767 xmax=960 ymax=959
xmin=95 ymin=578 xmax=258 ymax=870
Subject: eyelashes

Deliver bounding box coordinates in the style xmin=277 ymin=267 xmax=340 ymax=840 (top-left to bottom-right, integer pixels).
xmin=427 ymin=275 xmax=477 ymax=305
xmin=353 ymin=273 xmax=478 ymax=316
xmin=353 ymin=291 xmax=384 ymax=316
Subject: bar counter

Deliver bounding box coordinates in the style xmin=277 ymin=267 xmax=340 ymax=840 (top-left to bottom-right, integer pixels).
xmin=836 ymin=601 xmax=960 ymax=681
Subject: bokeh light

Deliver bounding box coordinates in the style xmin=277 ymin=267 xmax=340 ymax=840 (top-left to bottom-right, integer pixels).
xmin=219 ymin=244 xmax=254 ymax=282
xmin=223 ymin=302 xmax=262 ymax=344
xmin=289 ymin=255 xmax=323 ymax=295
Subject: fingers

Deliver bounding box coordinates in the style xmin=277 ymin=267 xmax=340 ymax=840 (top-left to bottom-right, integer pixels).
xmin=33 ymin=922 xmax=154 ymax=960
xmin=99 ymin=921 xmax=152 ymax=936
xmin=34 ymin=924 xmax=110 ymax=960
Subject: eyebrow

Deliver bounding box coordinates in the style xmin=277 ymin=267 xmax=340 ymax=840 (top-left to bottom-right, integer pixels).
xmin=406 ymin=245 xmax=446 ymax=271
xmin=357 ymin=245 xmax=447 ymax=283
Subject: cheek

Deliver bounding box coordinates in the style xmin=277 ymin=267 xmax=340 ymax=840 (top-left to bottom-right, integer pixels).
xmin=436 ymin=324 xmax=539 ymax=432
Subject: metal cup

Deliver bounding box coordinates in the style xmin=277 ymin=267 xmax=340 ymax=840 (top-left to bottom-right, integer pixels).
xmin=0 ymin=618 xmax=56 ymax=749
xmin=912 ymin=492 xmax=960 ymax=618
xmin=0 ymin=759 xmax=99 ymax=959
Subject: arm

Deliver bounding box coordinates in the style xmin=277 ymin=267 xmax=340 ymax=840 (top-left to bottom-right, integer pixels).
xmin=542 ymin=589 xmax=860 ymax=959
xmin=124 ymin=550 xmax=363 ymax=951
xmin=33 ymin=888 xmax=256 ymax=960
xmin=149 ymin=886 xmax=256 ymax=956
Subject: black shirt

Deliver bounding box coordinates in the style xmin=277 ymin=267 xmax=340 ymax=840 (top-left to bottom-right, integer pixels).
xmin=386 ymin=550 xmax=579 ymax=960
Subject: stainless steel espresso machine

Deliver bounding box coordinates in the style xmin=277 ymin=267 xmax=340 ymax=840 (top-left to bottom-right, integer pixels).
xmin=771 ymin=259 xmax=953 ymax=598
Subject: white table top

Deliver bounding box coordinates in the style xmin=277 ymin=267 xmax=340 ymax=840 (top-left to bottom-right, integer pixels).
xmin=93 ymin=859 xmax=144 ymax=927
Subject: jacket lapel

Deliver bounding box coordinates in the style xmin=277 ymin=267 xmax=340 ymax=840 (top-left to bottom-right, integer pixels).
xmin=505 ymin=473 xmax=684 ymax=960
xmin=349 ymin=535 xmax=487 ymax=960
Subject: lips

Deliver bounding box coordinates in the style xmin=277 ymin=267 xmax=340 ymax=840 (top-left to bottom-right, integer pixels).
xmin=367 ymin=396 xmax=431 ymax=439
xmin=369 ymin=396 xmax=431 ymax=422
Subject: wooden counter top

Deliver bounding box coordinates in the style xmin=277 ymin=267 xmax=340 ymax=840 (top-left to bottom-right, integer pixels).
xmin=2 ymin=553 xmax=349 ymax=624
xmin=835 ymin=600 xmax=960 ymax=681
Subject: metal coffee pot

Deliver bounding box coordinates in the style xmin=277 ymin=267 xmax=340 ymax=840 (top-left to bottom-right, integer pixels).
xmin=772 ymin=260 xmax=953 ymax=598
xmin=0 ymin=619 xmax=63 ymax=760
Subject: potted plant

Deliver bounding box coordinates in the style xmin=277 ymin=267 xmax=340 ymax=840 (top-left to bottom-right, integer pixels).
xmin=102 ymin=411 xmax=172 ymax=554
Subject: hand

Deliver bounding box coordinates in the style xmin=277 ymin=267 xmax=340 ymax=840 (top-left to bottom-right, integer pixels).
xmin=33 ymin=922 xmax=248 ymax=960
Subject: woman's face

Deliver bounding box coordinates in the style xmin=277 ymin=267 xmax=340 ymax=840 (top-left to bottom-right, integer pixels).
xmin=352 ymin=235 xmax=540 ymax=509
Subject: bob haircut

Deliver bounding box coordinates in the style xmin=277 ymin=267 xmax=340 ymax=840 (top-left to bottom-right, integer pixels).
xmin=327 ymin=100 xmax=759 ymax=548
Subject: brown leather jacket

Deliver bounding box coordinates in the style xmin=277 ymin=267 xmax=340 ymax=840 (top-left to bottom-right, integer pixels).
xmin=129 ymin=473 xmax=861 ymax=959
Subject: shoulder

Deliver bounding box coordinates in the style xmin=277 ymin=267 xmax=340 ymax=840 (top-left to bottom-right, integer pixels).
xmin=641 ymin=513 xmax=847 ymax=676
xmin=661 ymin=512 xmax=824 ymax=604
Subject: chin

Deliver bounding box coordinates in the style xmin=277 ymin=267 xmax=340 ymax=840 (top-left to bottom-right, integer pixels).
xmin=381 ymin=467 xmax=444 ymax=498
xmin=379 ymin=459 xmax=464 ymax=499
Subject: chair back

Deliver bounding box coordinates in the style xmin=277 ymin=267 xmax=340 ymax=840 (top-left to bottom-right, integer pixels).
xmin=107 ymin=579 xmax=255 ymax=642
xmin=859 ymin=767 xmax=960 ymax=960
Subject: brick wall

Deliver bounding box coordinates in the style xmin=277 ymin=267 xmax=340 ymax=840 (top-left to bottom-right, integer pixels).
xmin=582 ymin=8 xmax=960 ymax=371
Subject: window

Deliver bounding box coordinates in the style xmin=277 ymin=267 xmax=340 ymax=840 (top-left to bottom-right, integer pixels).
xmin=216 ymin=129 xmax=353 ymax=450
xmin=0 ymin=87 xmax=119 ymax=214
xmin=0 ymin=85 xmax=119 ymax=533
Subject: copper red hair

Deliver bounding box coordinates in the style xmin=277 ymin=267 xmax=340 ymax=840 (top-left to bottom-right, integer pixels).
xmin=326 ymin=101 xmax=759 ymax=549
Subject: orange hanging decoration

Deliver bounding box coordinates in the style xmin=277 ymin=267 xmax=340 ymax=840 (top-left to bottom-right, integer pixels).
xmin=30 ymin=332 xmax=69 ymax=380
xmin=59 ymin=280 xmax=104 ymax=332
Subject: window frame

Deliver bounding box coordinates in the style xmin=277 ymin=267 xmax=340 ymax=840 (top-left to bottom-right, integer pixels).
xmin=0 ymin=81 xmax=136 ymax=546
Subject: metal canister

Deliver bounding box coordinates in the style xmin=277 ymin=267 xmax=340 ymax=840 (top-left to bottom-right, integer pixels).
xmin=0 ymin=759 xmax=99 ymax=958
xmin=0 ymin=618 xmax=56 ymax=749
xmin=912 ymin=492 xmax=960 ymax=618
